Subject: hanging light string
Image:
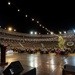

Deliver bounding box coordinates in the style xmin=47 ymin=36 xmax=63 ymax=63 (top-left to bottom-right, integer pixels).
xmin=7 ymin=1 xmax=53 ymax=34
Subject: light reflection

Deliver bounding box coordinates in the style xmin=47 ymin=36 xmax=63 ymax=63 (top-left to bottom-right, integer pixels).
xmin=51 ymin=65 xmax=55 ymax=71
xmin=6 ymin=54 xmax=13 ymax=56
xmin=6 ymin=57 xmax=18 ymax=65
xmin=47 ymin=64 xmax=49 ymax=69
xmin=51 ymin=59 xmax=54 ymax=64
xmin=34 ymin=62 xmax=38 ymax=67
xmin=46 ymin=61 xmax=49 ymax=64
xmin=73 ymin=58 xmax=75 ymax=65
xmin=64 ymin=57 xmax=75 ymax=66
xmin=64 ymin=59 xmax=68 ymax=64
xmin=34 ymin=58 xmax=41 ymax=67
xmin=28 ymin=56 xmax=34 ymax=61
xmin=6 ymin=50 xmax=13 ymax=55
xmin=29 ymin=62 xmax=34 ymax=67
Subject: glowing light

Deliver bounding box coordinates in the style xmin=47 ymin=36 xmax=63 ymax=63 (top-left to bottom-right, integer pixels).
xmin=47 ymin=33 xmax=49 ymax=34
xmin=42 ymin=26 xmax=44 ymax=28
xmin=51 ymin=65 xmax=55 ymax=71
xmin=18 ymin=9 xmax=20 ymax=12
xmin=45 ymin=28 xmax=47 ymax=30
xmin=51 ymin=32 xmax=54 ymax=35
xmin=37 ymin=21 xmax=39 ymax=23
xmin=14 ymin=29 xmax=16 ymax=31
xmin=8 ymin=2 xmax=11 ymax=5
xmin=34 ymin=32 xmax=37 ymax=35
xmin=6 ymin=50 xmax=13 ymax=55
xmin=47 ymin=29 xmax=48 ymax=31
xmin=32 ymin=18 xmax=34 ymax=21
xmin=73 ymin=29 xmax=75 ymax=33
xmin=64 ymin=31 xmax=66 ymax=34
xmin=8 ymin=27 xmax=12 ymax=31
xmin=59 ymin=31 xmax=62 ymax=34
xmin=30 ymin=31 xmax=33 ymax=34
xmin=5 ymin=28 xmax=6 ymax=29
xmin=40 ymin=24 xmax=41 ymax=26
xmin=39 ymin=33 xmax=41 ymax=34
xmin=7 ymin=1 xmax=52 ymax=34
xmin=25 ymin=15 xmax=28 ymax=17
xmin=0 ymin=26 xmax=1 ymax=28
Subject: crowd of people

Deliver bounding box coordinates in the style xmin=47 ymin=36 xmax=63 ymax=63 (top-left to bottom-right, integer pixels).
xmin=10 ymin=47 xmax=75 ymax=55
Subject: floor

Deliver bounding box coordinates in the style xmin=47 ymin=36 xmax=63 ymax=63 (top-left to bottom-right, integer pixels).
xmin=0 ymin=53 xmax=75 ymax=75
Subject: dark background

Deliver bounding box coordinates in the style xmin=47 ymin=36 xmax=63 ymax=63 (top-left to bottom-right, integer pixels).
xmin=0 ymin=0 xmax=75 ymax=34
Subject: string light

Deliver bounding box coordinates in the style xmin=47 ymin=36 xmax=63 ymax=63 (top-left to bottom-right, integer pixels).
xmin=42 ymin=26 xmax=44 ymax=28
xmin=5 ymin=28 xmax=6 ymax=29
xmin=45 ymin=28 xmax=47 ymax=30
xmin=39 ymin=33 xmax=41 ymax=34
xmin=47 ymin=33 xmax=49 ymax=34
xmin=32 ymin=18 xmax=34 ymax=21
xmin=7 ymin=1 xmax=52 ymax=34
xmin=40 ymin=24 xmax=42 ymax=26
xmin=14 ymin=29 xmax=16 ymax=32
xmin=37 ymin=21 xmax=39 ymax=23
xmin=17 ymin=9 xmax=20 ymax=12
xmin=25 ymin=15 xmax=28 ymax=17
xmin=51 ymin=32 xmax=54 ymax=35
xmin=8 ymin=2 xmax=11 ymax=5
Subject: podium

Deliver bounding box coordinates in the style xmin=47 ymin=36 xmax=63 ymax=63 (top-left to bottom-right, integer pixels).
xmin=0 ymin=44 xmax=8 ymax=66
